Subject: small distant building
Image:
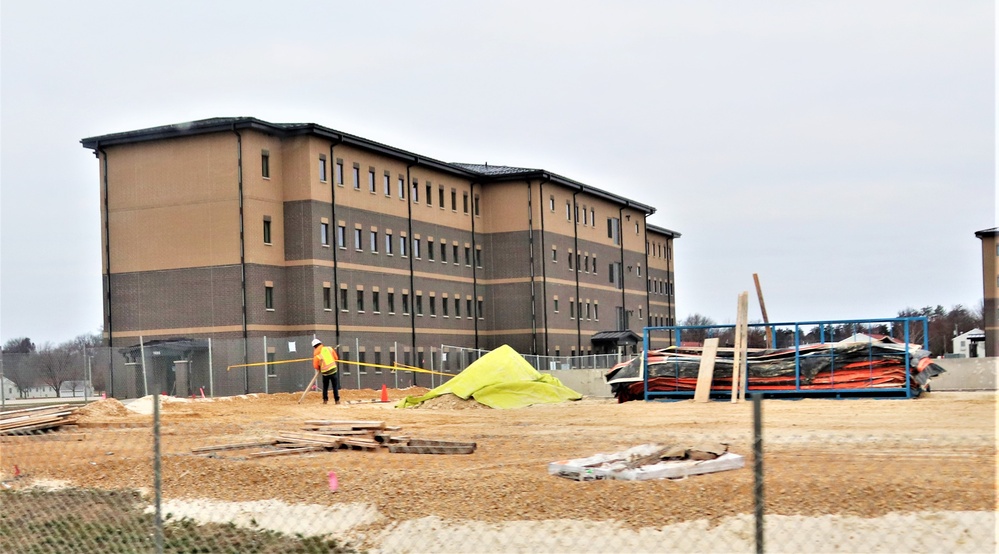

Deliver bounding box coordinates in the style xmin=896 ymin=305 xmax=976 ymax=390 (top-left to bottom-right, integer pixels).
xmin=952 ymin=328 xmax=986 ymax=358
xmin=2 ymin=377 xmax=17 ymax=401
xmin=25 ymin=384 xmax=58 ymax=398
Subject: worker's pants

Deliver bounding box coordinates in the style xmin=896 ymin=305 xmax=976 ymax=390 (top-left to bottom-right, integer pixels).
xmin=322 ymin=372 xmax=340 ymax=403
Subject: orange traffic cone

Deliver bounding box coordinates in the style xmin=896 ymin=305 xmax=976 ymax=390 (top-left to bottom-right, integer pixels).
xmin=380 ymin=384 xmax=389 ymax=402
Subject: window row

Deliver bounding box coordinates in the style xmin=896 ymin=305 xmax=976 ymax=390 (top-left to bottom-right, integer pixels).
xmin=335 ymin=223 xmax=483 ymax=267
xmin=553 ymin=297 xmax=601 ymax=321
xmin=649 ymin=315 xmax=675 ymax=327
xmin=323 ymin=285 xmax=484 ymax=320
xmin=647 ymin=239 xmax=672 ymax=261
xmin=648 ymin=278 xmax=674 ymax=296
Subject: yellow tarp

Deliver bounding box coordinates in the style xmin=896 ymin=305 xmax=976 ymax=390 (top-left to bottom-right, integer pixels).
xmin=396 ymin=345 xmax=582 ymax=409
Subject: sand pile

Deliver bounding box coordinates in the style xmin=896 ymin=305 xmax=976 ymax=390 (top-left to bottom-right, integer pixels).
xmin=415 ymin=393 xmax=489 ymax=410
xmin=75 ymin=398 xmax=130 ymax=419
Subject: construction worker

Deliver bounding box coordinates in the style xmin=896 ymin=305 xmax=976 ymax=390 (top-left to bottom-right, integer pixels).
xmin=312 ymin=338 xmax=340 ymax=405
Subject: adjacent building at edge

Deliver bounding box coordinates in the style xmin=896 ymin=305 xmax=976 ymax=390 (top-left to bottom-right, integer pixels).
xmin=975 ymin=227 xmax=998 ymax=356
xmin=81 ymin=118 xmax=679 ymax=395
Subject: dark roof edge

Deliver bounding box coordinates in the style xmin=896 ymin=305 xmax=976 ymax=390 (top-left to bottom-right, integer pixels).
xmin=81 ymin=117 xmax=480 ymax=179
xmin=80 ymin=117 xmax=656 ymax=212
xmin=480 ymin=170 xmax=656 ymax=215
xmin=647 ymin=223 xmax=681 ymax=238
xmin=974 ymin=227 xmax=999 ymax=238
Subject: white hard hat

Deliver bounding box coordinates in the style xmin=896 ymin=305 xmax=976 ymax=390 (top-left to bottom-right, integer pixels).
xmin=311 ymin=338 xmax=322 ymax=347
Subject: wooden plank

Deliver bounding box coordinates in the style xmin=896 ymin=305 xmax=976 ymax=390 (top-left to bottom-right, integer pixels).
xmin=406 ymin=439 xmax=477 ymax=448
xmin=388 ymin=444 xmax=476 ymax=455
xmin=0 ymin=411 xmax=75 ymax=429
xmin=192 ymin=440 xmax=277 ymax=453
xmin=276 ymin=432 xmax=345 ymax=446
xmin=0 ymin=432 xmax=87 ymax=443
xmin=0 ymin=404 xmax=72 ymax=420
xmin=693 ymin=337 xmax=720 ymax=403
xmin=302 ymin=428 xmax=372 ymax=436
xmin=753 ymin=273 xmax=774 ymax=348
xmin=303 ymin=420 xmax=385 ymax=429
xmin=247 ymin=446 xmax=324 ymax=458
xmin=732 ymin=291 xmax=748 ymax=403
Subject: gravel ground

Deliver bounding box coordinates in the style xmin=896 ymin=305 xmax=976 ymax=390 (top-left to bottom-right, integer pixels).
xmin=3 ymin=389 xmax=995 ymax=552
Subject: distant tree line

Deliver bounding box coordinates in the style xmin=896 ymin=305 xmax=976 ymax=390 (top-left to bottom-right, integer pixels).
xmin=678 ymin=303 xmax=984 ymax=357
xmin=2 ymin=331 xmax=104 ymax=398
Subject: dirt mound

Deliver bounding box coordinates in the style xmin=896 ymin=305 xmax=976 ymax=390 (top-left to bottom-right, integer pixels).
xmin=76 ymin=398 xmax=129 ymax=418
xmin=415 ymin=393 xmax=489 ymax=410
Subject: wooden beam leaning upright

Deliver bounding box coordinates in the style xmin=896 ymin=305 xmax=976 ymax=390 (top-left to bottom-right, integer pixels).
xmin=731 ymin=291 xmax=749 ymax=403
xmin=694 ymin=337 xmax=720 ymax=403
xmin=753 ymin=273 xmax=773 ymax=348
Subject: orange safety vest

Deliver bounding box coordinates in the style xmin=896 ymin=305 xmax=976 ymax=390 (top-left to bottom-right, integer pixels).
xmin=314 ymin=346 xmax=338 ymax=374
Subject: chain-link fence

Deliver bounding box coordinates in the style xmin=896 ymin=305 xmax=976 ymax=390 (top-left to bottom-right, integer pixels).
xmin=1 ymin=356 xmax=995 ymax=552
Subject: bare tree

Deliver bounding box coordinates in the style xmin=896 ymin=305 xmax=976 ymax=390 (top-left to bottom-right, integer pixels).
xmin=35 ymin=342 xmax=82 ymax=398
xmin=679 ymin=314 xmax=717 ymax=345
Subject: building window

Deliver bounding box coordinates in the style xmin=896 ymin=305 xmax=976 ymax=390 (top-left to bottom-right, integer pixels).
xmin=429 ymin=296 xmax=436 ymax=317
xmin=416 ymin=293 xmax=423 ymax=316
xmin=384 ymin=173 xmax=391 ymax=196
xmin=425 ymin=183 xmax=432 ymax=206
xmin=369 ymin=169 xmax=376 ymax=193
xmin=336 ymin=160 xmax=343 ymax=185
xmin=372 ymin=291 xmax=380 ymax=313
xmin=552 ymin=248 xmax=557 ymax=262
xmin=464 ymin=246 xmax=471 ymax=266
xmin=402 ymin=292 xmax=410 ymax=314
xmin=320 ymin=223 xmax=330 ymax=246
xmin=466 ymin=298 xmax=473 ymax=319
xmin=590 ymin=208 xmax=595 ymax=226
xmin=354 ymin=228 xmax=362 ymax=251
xmin=319 ymin=156 xmax=327 ymax=182
xmin=566 ymin=201 xmax=571 ymax=220
xmin=639 ymin=306 xmax=643 ymax=320
xmin=261 ymin=151 xmax=270 ymax=178
xmin=463 ymin=192 xmax=469 ymax=214
xmin=568 ymin=252 xmax=573 ymax=270
xmin=323 ymin=286 xmax=332 ymax=311
xmin=400 ymin=235 xmax=408 ymax=257
xmin=441 ymin=242 xmax=447 ymax=263
xmin=582 ymin=205 xmax=587 ymax=225
xmin=554 ymin=298 xmax=560 ymax=313
xmin=413 ymin=238 xmax=421 ymax=259
xmin=451 ymin=189 xmax=457 ymax=211
xmin=428 ymin=241 xmax=436 ymax=261
xmin=353 ymin=165 xmax=360 ymax=189
xmin=265 ymin=285 xmax=274 ymax=310
xmin=263 ymin=218 xmax=272 ymax=244
xmin=586 ymin=301 xmax=591 ymax=319
xmin=386 ymin=233 xmax=394 ymax=255
xmin=356 ymin=289 xmax=364 ymax=312
xmin=477 ymin=299 xmax=483 ymax=319
xmin=388 ymin=292 xmax=396 ymax=314
xmin=475 ymin=248 xmax=482 ymax=268
xmin=442 ymin=297 xmax=449 ymax=317
xmin=370 ymin=231 xmax=378 ymax=253
xmin=398 ymin=177 xmax=406 ymax=199
xmin=570 ymin=299 xmax=575 ymax=318
xmin=267 ymin=352 xmax=276 ymax=377
xmin=474 ymin=194 xmax=480 ymax=216
xmin=637 ymin=264 xmax=641 ymax=277
xmin=337 ymin=224 xmax=346 ymax=248
xmin=550 ymin=195 xmax=555 ymax=211
xmin=584 ymin=255 xmax=589 ymax=273
xmin=452 ymin=244 xmax=459 ymax=265
xmin=412 ymin=180 xmax=419 ymax=203
xmin=594 ymin=303 xmax=599 ymax=320
xmin=439 ymin=186 xmax=445 ymax=209
xmin=340 ymin=288 xmax=348 ymax=311
xmin=454 ymin=298 xmax=461 ymax=318
xmin=608 ymin=218 xmax=620 ymax=245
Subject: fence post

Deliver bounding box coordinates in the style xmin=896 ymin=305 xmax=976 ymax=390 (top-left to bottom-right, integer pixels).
xmin=139 ymin=335 xmax=149 ymax=397
xmin=153 ymin=386 xmax=163 ymax=553
xmin=208 ymin=338 xmax=214 ymax=398
xmin=753 ymin=392 xmax=765 ymax=554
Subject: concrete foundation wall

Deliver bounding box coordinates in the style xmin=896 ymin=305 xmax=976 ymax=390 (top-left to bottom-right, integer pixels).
xmin=930 ymin=357 xmax=997 ymax=391
xmin=541 ymin=368 xmax=613 ymax=397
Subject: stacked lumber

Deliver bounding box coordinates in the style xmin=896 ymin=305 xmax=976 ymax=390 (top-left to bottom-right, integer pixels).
xmin=0 ymin=404 xmax=78 ymax=435
xmin=192 ymin=420 xmax=477 ymax=458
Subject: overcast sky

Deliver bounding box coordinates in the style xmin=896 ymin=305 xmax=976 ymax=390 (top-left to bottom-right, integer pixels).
xmin=1 ymin=1 xmax=995 ymax=346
